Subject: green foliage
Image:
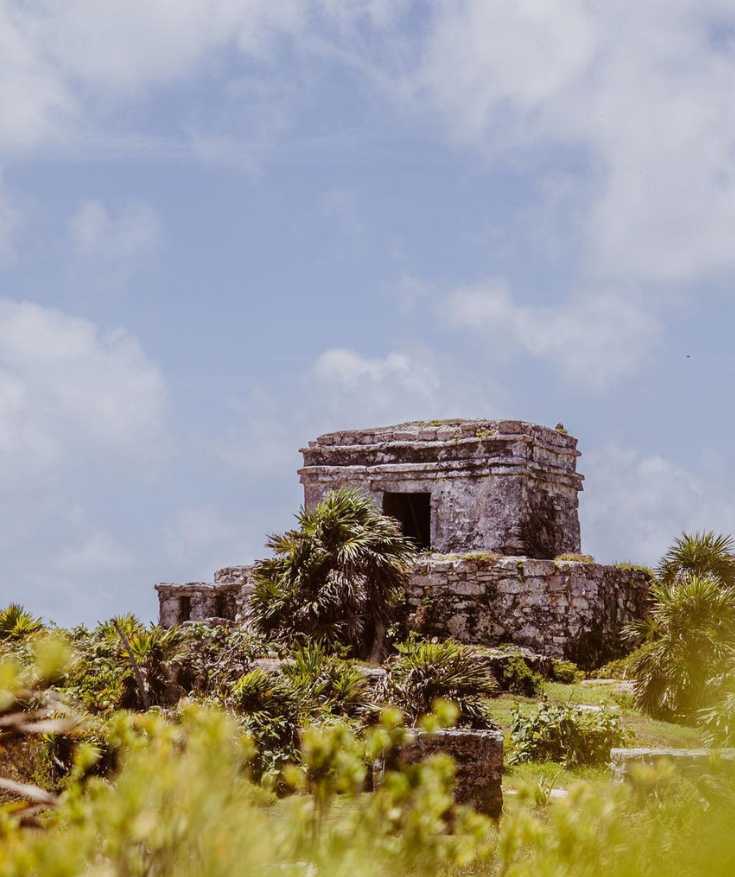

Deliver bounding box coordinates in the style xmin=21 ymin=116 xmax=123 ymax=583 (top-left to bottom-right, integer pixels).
xmin=172 ymin=623 xmax=268 ymax=697
xmin=699 ymin=657 xmax=735 ymax=745
xmin=387 ymin=639 xmax=498 ymax=728
xmin=552 ymin=659 xmax=583 ymax=684
xmin=282 ymin=642 xmax=369 ymax=719
xmin=4 ymin=642 xmax=735 ymax=876
xmin=63 ymin=615 xmax=183 ymax=712
xmin=555 ymin=553 xmax=594 ymax=563
xmin=591 ymin=645 xmax=653 ymax=679
xmin=627 ymin=576 xmax=735 ymax=720
xmin=229 ymin=644 xmax=371 ymax=776
xmin=659 ymin=531 xmax=735 ymax=587
xmin=230 ymin=668 xmax=301 ymax=775
xmin=509 ymin=701 xmax=628 ymax=767
xmin=250 ymin=488 xmax=416 ymax=659
xmin=0 ymin=604 xmax=43 ymax=643
xmin=495 ymin=655 xmax=544 ymax=695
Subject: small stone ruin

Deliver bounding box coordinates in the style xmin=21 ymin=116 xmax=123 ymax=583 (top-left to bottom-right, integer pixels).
xmin=156 ymin=419 xmax=650 ymax=665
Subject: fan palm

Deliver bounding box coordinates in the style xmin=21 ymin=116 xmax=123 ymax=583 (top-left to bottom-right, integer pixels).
xmin=658 ymin=531 xmax=735 ymax=587
xmin=250 ymin=488 xmax=416 ymax=660
xmin=627 ymin=576 xmax=735 ymax=720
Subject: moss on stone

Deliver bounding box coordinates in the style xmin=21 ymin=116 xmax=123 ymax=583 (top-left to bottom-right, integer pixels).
xmin=555 ymin=553 xmax=595 ymax=564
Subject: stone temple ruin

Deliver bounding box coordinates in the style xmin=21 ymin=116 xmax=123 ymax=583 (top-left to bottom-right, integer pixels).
xmin=156 ymin=420 xmax=650 ymax=664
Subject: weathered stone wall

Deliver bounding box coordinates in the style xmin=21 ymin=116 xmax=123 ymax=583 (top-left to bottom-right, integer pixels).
xmin=299 ymin=420 xmax=582 ymax=558
xmin=398 ymin=728 xmax=504 ymax=817
xmin=406 ymin=555 xmax=651 ymax=666
xmin=156 ymin=564 xmax=255 ymax=628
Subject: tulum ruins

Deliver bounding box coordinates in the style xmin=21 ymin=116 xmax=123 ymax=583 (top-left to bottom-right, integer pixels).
xmin=156 ymin=419 xmax=650 ymax=665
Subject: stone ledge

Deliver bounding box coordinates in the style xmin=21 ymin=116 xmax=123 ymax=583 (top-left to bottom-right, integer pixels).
xmin=611 ymin=747 xmax=735 ymax=780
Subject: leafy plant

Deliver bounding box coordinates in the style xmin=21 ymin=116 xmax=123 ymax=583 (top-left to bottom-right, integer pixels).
xmin=172 ymin=623 xmax=267 ymax=697
xmin=551 ymin=659 xmax=583 ymax=684
xmin=659 ymin=531 xmax=735 ymax=587
xmin=250 ymin=488 xmax=416 ymax=660
xmin=495 ymin=655 xmax=544 ymax=695
xmin=699 ymin=655 xmax=735 ymax=745
xmin=387 ymin=639 xmax=498 ymax=728
xmin=230 ymin=668 xmax=301 ymax=776
xmin=509 ymin=702 xmax=628 ymax=767
xmin=626 ymin=576 xmax=735 ymax=720
xmin=63 ymin=615 xmax=183 ymax=712
xmin=0 ymin=604 xmax=43 ymax=643
xmin=282 ymin=642 xmax=369 ymax=719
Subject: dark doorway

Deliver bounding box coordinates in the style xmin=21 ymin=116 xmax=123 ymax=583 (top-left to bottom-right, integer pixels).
xmin=382 ymin=492 xmax=431 ymax=549
xmin=177 ymin=596 xmax=191 ymax=624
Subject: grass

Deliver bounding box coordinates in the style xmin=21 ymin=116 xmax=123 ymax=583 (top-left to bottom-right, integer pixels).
xmin=489 ymin=678 xmax=704 ymax=799
xmin=486 ymin=680 xmax=703 ymax=755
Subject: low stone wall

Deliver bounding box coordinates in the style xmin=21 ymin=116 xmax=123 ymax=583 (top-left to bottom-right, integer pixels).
xmin=399 ymin=728 xmax=504 ymax=817
xmin=611 ymin=747 xmax=735 ymax=780
xmin=406 ymin=554 xmax=650 ymax=666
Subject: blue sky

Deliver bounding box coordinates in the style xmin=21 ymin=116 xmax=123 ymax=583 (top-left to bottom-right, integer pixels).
xmin=2 ymin=1 xmax=735 ymax=625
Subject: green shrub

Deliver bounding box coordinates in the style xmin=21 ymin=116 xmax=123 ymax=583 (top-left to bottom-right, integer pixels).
xmin=282 ymin=642 xmax=369 ymax=719
xmin=0 ymin=603 xmax=43 ymax=643
xmin=626 ymin=576 xmax=735 ymax=720
xmin=590 ymin=645 xmax=652 ymax=680
xmin=496 ymin=655 xmax=544 ymax=695
xmin=387 ymin=639 xmax=498 ymax=728
xmin=230 ymin=668 xmax=301 ymax=775
xmin=659 ymin=531 xmax=735 ymax=587
xmin=509 ymin=702 xmax=628 ymax=767
xmin=172 ymin=623 xmax=268 ymax=697
xmin=551 ymin=659 xmax=583 ymax=684
xmin=63 ymin=616 xmax=183 ymax=712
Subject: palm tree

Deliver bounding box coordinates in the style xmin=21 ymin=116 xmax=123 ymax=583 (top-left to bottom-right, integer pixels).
xmin=658 ymin=531 xmax=735 ymax=587
xmin=250 ymin=488 xmax=417 ymax=660
xmin=627 ymin=576 xmax=735 ymax=720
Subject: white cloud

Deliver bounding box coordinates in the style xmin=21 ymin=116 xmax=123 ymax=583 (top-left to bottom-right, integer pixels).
xmin=70 ymin=200 xmax=161 ymax=262
xmin=0 ymin=0 xmax=406 ymax=155
xmin=444 ymin=281 xmax=660 ymax=388
xmin=217 ymin=346 xmax=503 ymax=478
xmin=418 ymin=1 xmax=735 ymax=285
xmin=164 ymin=505 xmax=249 ymax=573
xmin=0 ymin=300 xmax=169 ymax=624
xmin=313 ymin=348 xmax=439 ymax=405
xmin=0 ymin=178 xmax=22 ymax=266
xmin=56 ymin=531 xmax=135 ymax=575
xmin=0 ymin=299 xmax=167 ymax=486
xmin=582 ymin=445 xmax=735 ymax=566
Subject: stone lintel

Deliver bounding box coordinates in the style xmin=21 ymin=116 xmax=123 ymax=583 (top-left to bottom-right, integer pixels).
xmin=155 ymin=582 xmax=212 ymax=596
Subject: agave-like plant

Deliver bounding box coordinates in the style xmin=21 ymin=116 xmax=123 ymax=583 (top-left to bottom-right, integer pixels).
xmin=250 ymin=489 xmax=416 ymax=660
xmin=0 ymin=603 xmax=43 ymax=641
xmin=658 ymin=531 xmax=735 ymax=587
xmin=627 ymin=576 xmax=735 ymax=720
xmin=387 ymin=639 xmax=499 ymax=728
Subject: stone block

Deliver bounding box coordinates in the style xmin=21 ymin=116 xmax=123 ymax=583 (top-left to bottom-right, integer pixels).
xmin=399 ymin=729 xmax=504 ymax=817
